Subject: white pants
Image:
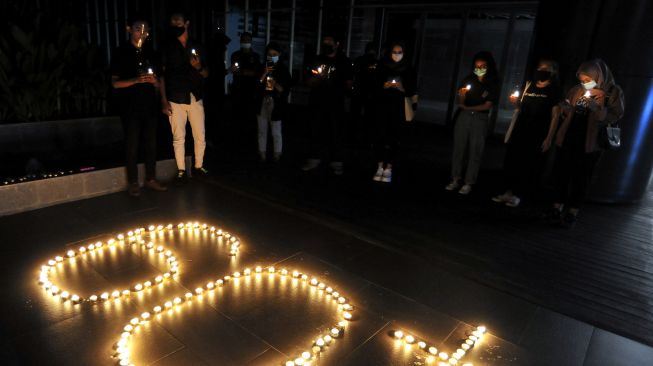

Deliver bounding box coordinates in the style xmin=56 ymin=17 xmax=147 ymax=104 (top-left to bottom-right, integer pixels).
xmin=169 ymin=94 xmax=206 ymax=170
xmin=257 ymin=96 xmax=282 ymax=154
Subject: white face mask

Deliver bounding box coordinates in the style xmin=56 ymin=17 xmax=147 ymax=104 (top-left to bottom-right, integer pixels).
xmin=391 ymin=53 xmax=403 ymax=62
xmin=241 ymin=43 xmax=252 ymax=49
xmin=582 ymin=80 xmax=597 ymax=90
xmin=267 ymin=55 xmax=279 ymax=63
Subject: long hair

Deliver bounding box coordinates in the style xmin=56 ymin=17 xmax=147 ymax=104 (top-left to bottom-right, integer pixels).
xmin=471 ymin=51 xmax=498 ymax=82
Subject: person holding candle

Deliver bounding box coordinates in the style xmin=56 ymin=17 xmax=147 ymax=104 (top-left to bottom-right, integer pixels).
xmin=160 ymin=11 xmax=210 ymax=185
xmin=230 ymin=32 xmax=262 ymax=154
xmin=110 ymin=14 xmax=167 ymax=197
xmin=492 ymin=59 xmax=562 ymax=207
xmin=446 ymin=51 xmax=500 ymax=195
xmin=545 ymin=59 xmax=624 ymax=228
xmin=301 ymin=33 xmax=354 ymax=175
xmin=256 ymin=42 xmax=291 ymax=163
xmin=371 ymin=41 xmax=417 ymax=183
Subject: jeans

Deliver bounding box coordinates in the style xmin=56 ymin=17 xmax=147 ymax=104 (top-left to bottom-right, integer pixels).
xmin=169 ymin=94 xmax=206 ymax=170
xmin=451 ymin=110 xmax=490 ymax=184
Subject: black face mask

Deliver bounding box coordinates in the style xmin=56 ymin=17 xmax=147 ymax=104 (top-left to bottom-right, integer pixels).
xmin=169 ymin=25 xmax=185 ymax=38
xmin=534 ymin=70 xmax=552 ymax=82
xmin=322 ymin=43 xmax=334 ymax=55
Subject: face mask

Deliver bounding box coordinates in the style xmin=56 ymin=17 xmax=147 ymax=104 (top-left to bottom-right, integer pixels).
xmin=322 ymin=43 xmax=334 ymax=55
xmin=582 ymin=80 xmax=597 ymax=90
xmin=473 ymin=67 xmax=487 ymax=77
xmin=241 ymin=43 xmax=252 ymax=49
xmin=267 ymin=55 xmax=279 ymax=63
xmin=534 ymin=70 xmax=552 ymax=82
xmin=391 ymin=53 xmax=403 ymax=62
xmin=169 ymin=25 xmax=185 ymax=38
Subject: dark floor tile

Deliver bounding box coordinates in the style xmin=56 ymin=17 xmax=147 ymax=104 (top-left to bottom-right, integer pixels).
xmin=582 ymin=329 xmax=653 ymax=366
xmin=148 ymin=347 xmax=210 ymax=366
xmin=519 ymin=307 xmax=593 ymax=366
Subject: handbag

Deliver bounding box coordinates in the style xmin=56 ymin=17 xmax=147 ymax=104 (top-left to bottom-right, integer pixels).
xmin=405 ymin=95 xmax=419 ymax=122
xmin=599 ymin=123 xmax=621 ymax=149
xmin=504 ymin=81 xmax=531 ymax=143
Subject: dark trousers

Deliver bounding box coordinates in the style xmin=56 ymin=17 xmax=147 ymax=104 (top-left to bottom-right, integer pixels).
xmin=309 ymin=100 xmax=346 ymax=162
xmin=503 ymin=138 xmax=546 ymax=198
xmin=373 ymin=93 xmax=404 ymax=164
xmin=122 ymin=110 xmax=157 ymax=184
xmin=553 ymin=147 xmax=602 ymax=209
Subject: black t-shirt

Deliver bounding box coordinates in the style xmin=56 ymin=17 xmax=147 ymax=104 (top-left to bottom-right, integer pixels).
xmin=162 ymin=39 xmax=205 ymax=104
xmin=231 ymin=49 xmax=262 ymax=91
xmin=512 ymin=83 xmax=561 ymax=142
xmin=375 ymin=60 xmax=417 ymax=98
xmin=460 ymin=74 xmax=499 ymax=110
xmin=109 ymin=42 xmax=159 ymax=113
xmin=308 ymin=53 xmax=354 ymax=101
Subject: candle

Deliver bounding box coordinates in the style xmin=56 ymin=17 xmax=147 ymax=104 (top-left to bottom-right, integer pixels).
xmin=391 ymin=79 xmax=397 ymax=84
xmin=511 ymin=90 xmax=520 ymax=97
xmin=584 ymin=90 xmax=591 ymax=98
xmin=465 ymin=84 xmax=471 ymax=91
xmin=191 ymin=48 xmax=197 ymax=56
xmin=147 ymin=68 xmax=153 ymax=75
xmin=234 ymin=62 xmax=239 ymax=68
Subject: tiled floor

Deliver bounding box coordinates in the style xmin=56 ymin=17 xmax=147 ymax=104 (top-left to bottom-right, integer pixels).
xmin=1 ymin=181 xmax=652 ymax=365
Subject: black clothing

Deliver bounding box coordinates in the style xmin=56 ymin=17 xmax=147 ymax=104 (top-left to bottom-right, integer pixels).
xmin=110 ymin=42 xmax=159 ymax=115
xmin=460 ymin=74 xmax=500 ymax=111
xmin=256 ymin=61 xmax=292 ymax=121
xmin=372 ymin=59 xmax=417 ymax=164
xmin=109 ymin=42 xmax=159 ymax=184
xmin=503 ymin=83 xmax=561 ymax=197
xmin=230 ymin=49 xmax=262 ymax=94
xmin=308 ymin=53 xmax=354 ymax=105
xmin=162 ymin=39 xmax=206 ymax=104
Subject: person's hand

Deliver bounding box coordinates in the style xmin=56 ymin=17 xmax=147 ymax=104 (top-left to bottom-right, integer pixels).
xmin=144 ymin=74 xmax=158 ymax=85
xmin=190 ymin=56 xmax=202 ymax=70
xmin=458 ymin=87 xmax=470 ymax=97
xmin=161 ymin=101 xmax=173 ymax=116
xmin=458 ymin=104 xmax=467 ymax=110
xmin=230 ymin=64 xmax=239 ymax=73
xmin=383 ymin=81 xmax=393 ymax=89
xmin=509 ymin=94 xmax=519 ymax=106
xmin=586 ymin=89 xmax=605 ymax=112
xmin=542 ymin=137 xmax=552 ymax=152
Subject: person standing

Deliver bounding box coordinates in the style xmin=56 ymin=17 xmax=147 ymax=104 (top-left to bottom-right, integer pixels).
xmin=371 ymin=42 xmax=417 ymax=183
xmin=160 ymin=11 xmax=210 ymax=185
xmin=301 ymin=33 xmax=354 ymax=175
xmin=352 ymin=42 xmax=378 ymax=147
xmin=492 ymin=59 xmax=562 ymax=207
xmin=446 ymin=51 xmax=500 ymax=195
xmin=545 ymin=59 xmax=624 ymax=228
xmin=230 ymin=32 xmax=262 ymax=153
xmin=110 ymin=14 xmax=167 ymax=197
xmin=256 ymin=42 xmax=291 ymax=162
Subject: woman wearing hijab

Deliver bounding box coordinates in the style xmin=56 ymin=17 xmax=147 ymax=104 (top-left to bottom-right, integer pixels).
xmin=545 ymin=59 xmax=624 ymax=227
xmin=446 ymin=51 xmax=500 ymax=195
xmin=493 ymin=59 xmax=562 ymax=207
xmin=371 ymin=42 xmax=417 ymax=183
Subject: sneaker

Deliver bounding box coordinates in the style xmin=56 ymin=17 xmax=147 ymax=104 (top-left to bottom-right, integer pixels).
xmin=541 ymin=206 xmax=563 ymax=225
xmin=175 ymin=170 xmax=188 ymax=186
xmin=492 ymin=192 xmax=513 ymax=203
xmin=330 ymin=162 xmax=344 ymax=176
xmin=301 ymin=159 xmax=321 ymax=171
xmin=445 ymin=180 xmax=460 ymax=191
xmin=458 ymin=184 xmax=472 ymax=195
xmin=192 ymin=167 xmax=209 ymax=179
xmin=372 ymin=167 xmax=384 ymax=181
xmin=381 ymin=168 xmax=392 ymax=183
xmin=505 ymin=195 xmax=521 ymax=207
xmin=128 ymin=182 xmax=140 ymax=197
xmin=144 ymin=179 xmax=167 ymax=192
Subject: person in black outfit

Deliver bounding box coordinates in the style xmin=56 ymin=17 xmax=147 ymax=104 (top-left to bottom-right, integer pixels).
xmin=160 ymin=11 xmax=210 ymax=185
xmin=110 ymin=15 xmax=167 ymax=197
xmin=229 ymin=32 xmax=262 ymax=152
xmin=371 ymin=41 xmax=417 ymax=183
xmin=492 ymin=59 xmax=562 ymax=207
xmin=256 ymin=42 xmax=292 ymax=162
xmin=351 ymin=42 xmax=378 ymax=147
xmin=301 ymin=33 xmax=354 ymax=175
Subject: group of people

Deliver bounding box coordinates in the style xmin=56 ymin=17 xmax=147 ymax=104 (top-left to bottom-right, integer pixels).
xmin=111 ymin=12 xmax=625 ymax=228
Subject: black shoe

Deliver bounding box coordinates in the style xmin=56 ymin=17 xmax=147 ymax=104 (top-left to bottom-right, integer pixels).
xmin=175 ymin=170 xmax=188 ymax=186
xmin=128 ymin=182 xmax=140 ymax=197
xmin=144 ymin=179 xmax=167 ymax=192
xmin=561 ymin=211 xmax=578 ymax=229
xmin=192 ymin=167 xmax=209 ymax=179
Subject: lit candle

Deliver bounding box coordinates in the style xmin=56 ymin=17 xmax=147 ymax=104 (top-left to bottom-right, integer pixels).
xmin=512 ymin=90 xmax=520 ymax=97
xmin=584 ymin=90 xmax=591 ymax=98
xmin=465 ymin=84 xmax=471 ymax=91
xmin=191 ymin=48 xmax=197 ymax=56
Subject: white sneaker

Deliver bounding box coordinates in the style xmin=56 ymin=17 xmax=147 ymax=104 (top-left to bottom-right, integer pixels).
xmin=492 ymin=192 xmax=513 ymax=203
xmin=505 ymin=195 xmax=521 ymax=207
xmin=445 ymin=180 xmax=460 ymax=191
xmin=373 ymin=167 xmax=384 ymax=181
xmin=301 ymin=159 xmax=321 ymax=171
xmin=458 ymin=184 xmax=472 ymax=195
xmin=381 ymin=168 xmax=392 ymax=183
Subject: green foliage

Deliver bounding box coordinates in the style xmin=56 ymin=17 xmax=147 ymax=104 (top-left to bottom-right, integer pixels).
xmin=0 ymin=12 xmax=108 ymax=122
